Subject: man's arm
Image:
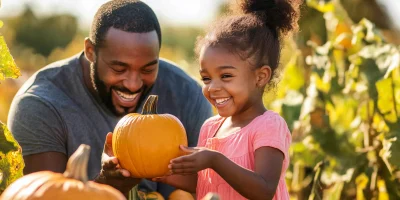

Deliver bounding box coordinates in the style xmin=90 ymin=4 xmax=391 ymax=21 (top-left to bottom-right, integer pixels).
xmin=23 ymin=152 xmax=67 ymax=174
xmin=8 ymin=94 xmax=67 ymax=174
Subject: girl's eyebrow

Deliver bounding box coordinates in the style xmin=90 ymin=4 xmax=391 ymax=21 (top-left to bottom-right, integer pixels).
xmin=218 ymin=65 xmax=237 ymax=70
xmin=199 ymin=65 xmax=237 ymax=73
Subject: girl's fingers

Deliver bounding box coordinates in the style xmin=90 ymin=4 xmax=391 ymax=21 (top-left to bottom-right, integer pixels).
xmin=169 ymin=167 xmax=197 ymax=175
xmin=170 ymin=154 xmax=195 ymax=163
xmin=168 ymin=162 xmax=194 ymax=170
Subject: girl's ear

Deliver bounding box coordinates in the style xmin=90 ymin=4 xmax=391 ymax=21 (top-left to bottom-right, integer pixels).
xmin=84 ymin=38 xmax=96 ymax=63
xmin=256 ymin=65 xmax=272 ymax=87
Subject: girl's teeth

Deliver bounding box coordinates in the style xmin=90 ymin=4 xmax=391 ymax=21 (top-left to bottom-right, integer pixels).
xmin=216 ymin=98 xmax=230 ymax=104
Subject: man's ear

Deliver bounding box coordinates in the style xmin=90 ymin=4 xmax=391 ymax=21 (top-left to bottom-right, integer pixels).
xmin=84 ymin=38 xmax=96 ymax=63
xmin=256 ymin=65 xmax=272 ymax=87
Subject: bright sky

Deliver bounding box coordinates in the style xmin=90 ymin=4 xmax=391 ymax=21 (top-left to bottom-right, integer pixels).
xmin=0 ymin=0 xmax=399 ymax=30
xmin=0 ymin=0 xmax=226 ymax=29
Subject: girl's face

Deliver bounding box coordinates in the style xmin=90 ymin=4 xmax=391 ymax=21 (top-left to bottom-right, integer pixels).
xmin=199 ymin=46 xmax=269 ymax=118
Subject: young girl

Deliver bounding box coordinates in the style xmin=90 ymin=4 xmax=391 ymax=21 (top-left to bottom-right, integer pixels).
xmin=153 ymin=0 xmax=299 ymax=199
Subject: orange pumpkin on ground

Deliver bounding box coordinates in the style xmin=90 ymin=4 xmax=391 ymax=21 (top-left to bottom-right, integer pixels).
xmin=136 ymin=191 xmax=165 ymax=200
xmin=0 ymin=144 xmax=125 ymax=200
xmin=168 ymin=189 xmax=195 ymax=200
xmin=113 ymin=95 xmax=188 ymax=178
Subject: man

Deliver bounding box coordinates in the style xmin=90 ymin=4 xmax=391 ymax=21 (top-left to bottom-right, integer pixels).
xmin=7 ymin=0 xmax=212 ymax=198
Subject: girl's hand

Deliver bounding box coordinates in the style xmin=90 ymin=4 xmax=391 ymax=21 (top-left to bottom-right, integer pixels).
xmin=169 ymin=145 xmax=219 ymax=175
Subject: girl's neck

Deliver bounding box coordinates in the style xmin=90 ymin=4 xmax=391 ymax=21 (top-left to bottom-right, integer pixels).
xmin=229 ymin=101 xmax=267 ymax=127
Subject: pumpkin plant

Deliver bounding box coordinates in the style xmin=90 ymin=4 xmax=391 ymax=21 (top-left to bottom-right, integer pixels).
xmin=113 ymin=95 xmax=188 ymax=178
xmin=0 ymin=144 xmax=125 ymax=200
xmin=0 ymin=14 xmax=24 ymax=195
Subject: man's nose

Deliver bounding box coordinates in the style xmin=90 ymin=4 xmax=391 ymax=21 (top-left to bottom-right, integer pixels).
xmin=123 ymin=71 xmax=143 ymax=92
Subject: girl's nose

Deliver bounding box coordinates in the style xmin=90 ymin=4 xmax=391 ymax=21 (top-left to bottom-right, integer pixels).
xmin=208 ymin=81 xmax=222 ymax=92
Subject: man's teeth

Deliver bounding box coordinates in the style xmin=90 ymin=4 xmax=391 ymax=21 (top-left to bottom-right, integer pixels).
xmin=116 ymin=90 xmax=138 ymax=101
xmin=216 ymin=97 xmax=231 ymax=104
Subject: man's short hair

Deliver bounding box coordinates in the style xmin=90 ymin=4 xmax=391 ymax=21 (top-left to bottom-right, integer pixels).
xmin=90 ymin=0 xmax=161 ymax=49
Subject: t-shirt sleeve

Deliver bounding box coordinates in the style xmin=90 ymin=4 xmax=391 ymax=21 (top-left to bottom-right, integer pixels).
xmin=252 ymin=114 xmax=291 ymax=159
xmin=7 ymin=94 xmax=67 ymax=156
xmin=182 ymin=93 xmax=213 ymax=147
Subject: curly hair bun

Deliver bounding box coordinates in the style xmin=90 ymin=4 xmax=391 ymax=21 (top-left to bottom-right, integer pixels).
xmin=231 ymin=0 xmax=301 ymax=35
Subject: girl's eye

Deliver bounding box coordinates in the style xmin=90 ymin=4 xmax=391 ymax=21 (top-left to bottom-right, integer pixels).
xmin=221 ymin=74 xmax=233 ymax=79
xmin=201 ymin=77 xmax=211 ymax=82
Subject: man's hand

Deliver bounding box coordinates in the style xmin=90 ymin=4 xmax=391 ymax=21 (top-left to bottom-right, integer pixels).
xmin=94 ymin=132 xmax=141 ymax=196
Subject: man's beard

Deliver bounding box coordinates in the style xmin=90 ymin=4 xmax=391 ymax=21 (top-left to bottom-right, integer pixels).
xmin=90 ymin=61 xmax=150 ymax=116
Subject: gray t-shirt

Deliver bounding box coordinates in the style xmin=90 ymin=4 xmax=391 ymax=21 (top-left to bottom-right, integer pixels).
xmin=7 ymin=53 xmax=212 ymax=197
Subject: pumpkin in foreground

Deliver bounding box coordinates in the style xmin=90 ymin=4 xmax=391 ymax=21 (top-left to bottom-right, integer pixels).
xmin=0 ymin=144 xmax=125 ymax=200
xmin=168 ymin=189 xmax=194 ymax=200
xmin=113 ymin=95 xmax=188 ymax=178
xmin=137 ymin=190 xmax=165 ymax=200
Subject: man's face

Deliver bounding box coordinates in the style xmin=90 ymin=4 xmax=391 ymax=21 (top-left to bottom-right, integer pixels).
xmin=89 ymin=28 xmax=159 ymax=116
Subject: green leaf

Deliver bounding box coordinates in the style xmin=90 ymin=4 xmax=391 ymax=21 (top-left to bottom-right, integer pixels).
xmin=0 ymin=124 xmax=17 ymax=154
xmin=0 ymin=121 xmax=24 ymax=195
xmin=0 ymin=36 xmax=20 ymax=81
xmin=376 ymin=78 xmax=398 ymax=123
xmin=306 ymin=0 xmax=335 ymax=13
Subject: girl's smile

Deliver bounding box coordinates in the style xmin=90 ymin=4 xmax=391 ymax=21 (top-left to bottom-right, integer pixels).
xmin=199 ymin=46 xmax=268 ymax=120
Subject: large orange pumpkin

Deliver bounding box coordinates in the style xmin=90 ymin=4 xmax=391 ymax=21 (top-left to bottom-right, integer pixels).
xmin=0 ymin=144 xmax=125 ymax=200
xmin=112 ymin=95 xmax=188 ymax=178
xmin=168 ymin=189 xmax=194 ymax=200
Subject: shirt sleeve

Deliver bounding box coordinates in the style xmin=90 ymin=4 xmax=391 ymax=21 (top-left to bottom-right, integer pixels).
xmin=7 ymin=94 xmax=67 ymax=156
xmin=182 ymin=93 xmax=213 ymax=147
xmin=252 ymin=113 xmax=291 ymax=159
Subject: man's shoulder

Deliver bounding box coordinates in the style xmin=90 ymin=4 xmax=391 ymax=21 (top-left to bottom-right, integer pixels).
xmin=16 ymin=54 xmax=81 ymax=97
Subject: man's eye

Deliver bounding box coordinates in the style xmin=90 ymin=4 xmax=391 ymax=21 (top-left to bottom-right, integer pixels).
xmin=112 ymin=68 xmax=125 ymax=73
xmin=142 ymin=68 xmax=155 ymax=74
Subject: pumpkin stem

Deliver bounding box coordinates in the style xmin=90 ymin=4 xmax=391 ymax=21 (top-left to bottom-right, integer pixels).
xmin=142 ymin=95 xmax=158 ymax=115
xmin=63 ymin=144 xmax=90 ymax=183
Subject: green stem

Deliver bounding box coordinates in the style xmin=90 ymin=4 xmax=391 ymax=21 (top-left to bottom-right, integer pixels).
xmin=141 ymin=95 xmax=158 ymax=115
xmin=63 ymin=144 xmax=90 ymax=183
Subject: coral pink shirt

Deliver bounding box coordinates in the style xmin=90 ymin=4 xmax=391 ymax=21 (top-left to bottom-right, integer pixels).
xmin=196 ymin=111 xmax=291 ymax=200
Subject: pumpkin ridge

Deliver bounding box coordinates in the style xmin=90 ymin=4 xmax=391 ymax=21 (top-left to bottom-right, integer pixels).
xmin=15 ymin=172 xmax=59 ymax=199
xmin=126 ymin=118 xmax=140 ymax=177
xmin=4 ymin=172 xmax=48 ymax=199
xmin=136 ymin=122 xmax=148 ymax=177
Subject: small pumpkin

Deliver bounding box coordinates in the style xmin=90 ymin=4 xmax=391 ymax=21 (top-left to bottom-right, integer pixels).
xmin=0 ymin=144 xmax=125 ymax=200
xmin=168 ymin=189 xmax=194 ymax=200
xmin=137 ymin=190 xmax=165 ymax=200
xmin=113 ymin=95 xmax=188 ymax=178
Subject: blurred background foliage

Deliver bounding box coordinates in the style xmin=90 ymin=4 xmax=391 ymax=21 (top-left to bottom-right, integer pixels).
xmin=1 ymin=0 xmax=400 ymax=199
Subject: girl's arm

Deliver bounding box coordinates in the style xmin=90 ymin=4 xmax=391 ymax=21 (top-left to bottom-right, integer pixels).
xmin=152 ymin=174 xmax=197 ymax=193
xmin=170 ymin=145 xmax=284 ymax=200
xmin=211 ymin=146 xmax=283 ymax=200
